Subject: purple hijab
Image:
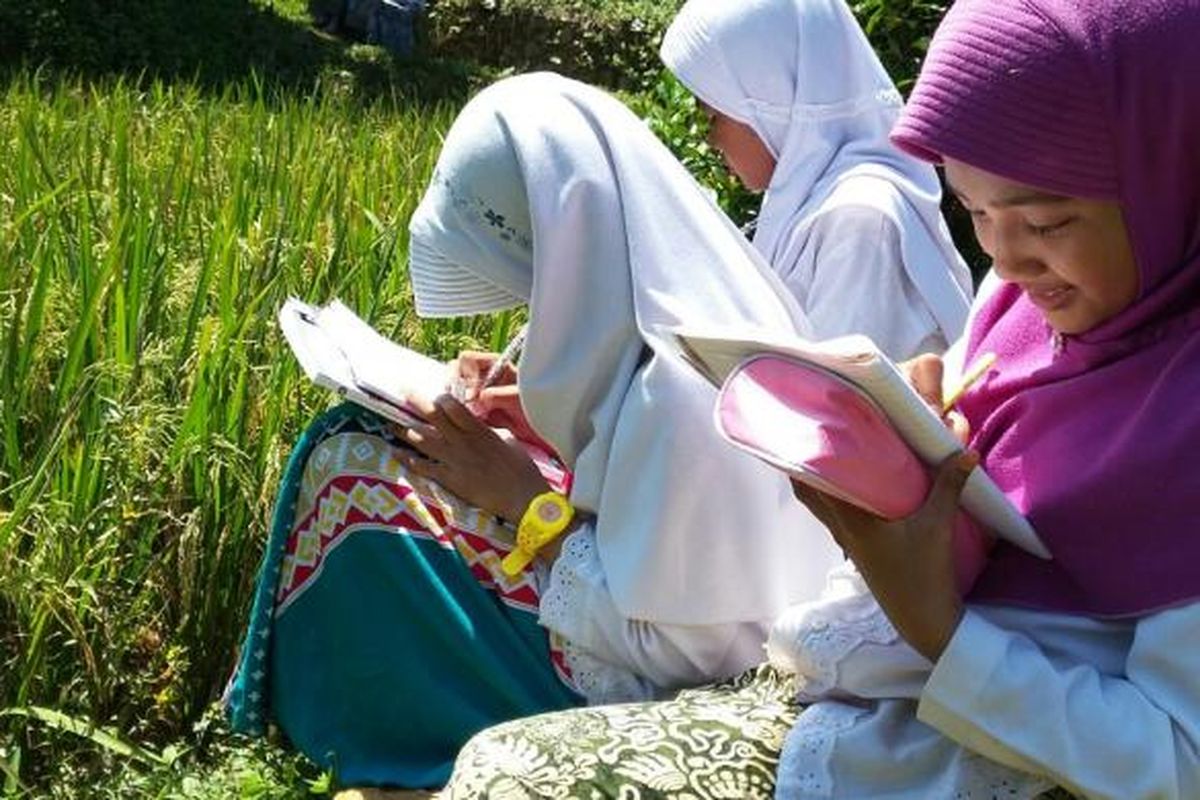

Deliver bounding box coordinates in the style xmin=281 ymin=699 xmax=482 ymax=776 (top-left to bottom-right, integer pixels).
xmin=891 ymin=0 xmax=1200 ymax=617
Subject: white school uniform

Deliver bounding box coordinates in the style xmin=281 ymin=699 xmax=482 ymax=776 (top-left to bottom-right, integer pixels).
xmin=662 ymin=0 xmax=973 ymax=364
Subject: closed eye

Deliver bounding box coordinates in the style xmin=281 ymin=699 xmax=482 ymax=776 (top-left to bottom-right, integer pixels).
xmin=1029 ymin=218 xmax=1076 ymax=237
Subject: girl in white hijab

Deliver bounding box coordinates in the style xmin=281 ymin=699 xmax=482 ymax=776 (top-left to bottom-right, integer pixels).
xmin=661 ymin=0 xmax=973 ymax=361
xmin=229 ymin=71 xmax=843 ymax=789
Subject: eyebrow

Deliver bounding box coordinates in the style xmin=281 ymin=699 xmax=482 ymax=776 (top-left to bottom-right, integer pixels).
xmin=947 ymin=182 xmax=1072 ymax=209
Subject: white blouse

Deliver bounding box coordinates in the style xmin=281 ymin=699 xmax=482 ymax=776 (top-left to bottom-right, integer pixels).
xmin=535 ymin=202 xmax=954 ymax=705
xmin=770 ymin=564 xmax=1200 ymax=799
xmin=776 ymin=203 xmax=948 ymax=362
xmin=537 ymin=524 xmax=771 ymax=704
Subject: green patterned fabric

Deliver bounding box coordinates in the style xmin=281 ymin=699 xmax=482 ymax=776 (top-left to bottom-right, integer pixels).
xmin=445 ymin=666 xmax=797 ymax=799
xmin=443 ymin=666 xmax=1081 ymax=799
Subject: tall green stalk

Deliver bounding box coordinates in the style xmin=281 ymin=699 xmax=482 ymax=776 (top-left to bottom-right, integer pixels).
xmin=0 ymin=71 xmax=495 ymax=784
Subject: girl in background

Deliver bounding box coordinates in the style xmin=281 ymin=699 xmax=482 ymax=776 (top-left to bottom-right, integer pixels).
xmin=661 ymin=0 xmax=973 ymax=362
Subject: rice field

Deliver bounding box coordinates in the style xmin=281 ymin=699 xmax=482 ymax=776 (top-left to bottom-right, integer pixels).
xmin=0 ymin=70 xmax=527 ymax=794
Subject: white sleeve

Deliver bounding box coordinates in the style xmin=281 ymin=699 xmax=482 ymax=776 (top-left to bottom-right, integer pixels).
xmin=537 ymin=524 xmax=769 ymax=703
xmin=777 ymin=206 xmax=945 ymax=362
xmin=917 ymin=605 xmax=1200 ymax=799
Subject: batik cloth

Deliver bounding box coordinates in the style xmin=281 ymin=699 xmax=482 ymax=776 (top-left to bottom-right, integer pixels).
xmin=442 ymin=664 xmax=1080 ymax=800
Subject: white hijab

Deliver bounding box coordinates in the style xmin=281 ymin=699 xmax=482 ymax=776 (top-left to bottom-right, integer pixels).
xmin=408 ymin=73 xmax=842 ymax=625
xmin=661 ymin=0 xmax=973 ymax=337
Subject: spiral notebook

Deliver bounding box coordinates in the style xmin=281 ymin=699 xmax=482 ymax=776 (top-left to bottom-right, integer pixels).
xmin=671 ymin=325 xmax=1050 ymax=559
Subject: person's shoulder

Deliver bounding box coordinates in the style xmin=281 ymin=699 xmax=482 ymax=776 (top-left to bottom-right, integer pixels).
xmin=806 ymin=202 xmax=899 ymax=247
xmin=823 ymin=172 xmax=907 ymax=210
xmin=809 ymin=173 xmax=904 ymax=229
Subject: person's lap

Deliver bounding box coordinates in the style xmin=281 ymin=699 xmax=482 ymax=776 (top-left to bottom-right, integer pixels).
xmin=442 ymin=665 xmax=1080 ymax=800
xmin=443 ymin=665 xmax=798 ymax=799
xmin=235 ymin=408 xmax=1080 ymax=797
xmin=229 ymin=405 xmax=580 ymax=788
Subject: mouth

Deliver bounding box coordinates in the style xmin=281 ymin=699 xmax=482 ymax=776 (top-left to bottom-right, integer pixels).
xmin=1023 ymin=283 xmax=1075 ymax=312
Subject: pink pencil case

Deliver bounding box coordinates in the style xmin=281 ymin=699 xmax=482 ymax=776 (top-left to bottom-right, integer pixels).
xmin=716 ymin=354 xmax=992 ymax=594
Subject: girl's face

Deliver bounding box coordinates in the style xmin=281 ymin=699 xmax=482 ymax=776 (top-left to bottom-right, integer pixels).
xmin=944 ymin=158 xmax=1140 ymax=335
xmin=699 ymin=102 xmax=776 ymax=192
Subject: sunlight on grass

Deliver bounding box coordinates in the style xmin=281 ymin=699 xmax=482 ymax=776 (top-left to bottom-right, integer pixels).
xmin=0 ymin=70 xmax=509 ymax=790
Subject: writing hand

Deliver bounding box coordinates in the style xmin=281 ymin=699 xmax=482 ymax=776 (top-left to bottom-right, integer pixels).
xmin=449 ymin=350 xmax=518 ymax=402
xmin=448 ymin=350 xmax=539 ymax=444
xmin=474 ymin=384 xmax=542 ymax=444
xmin=398 ymin=394 xmax=550 ymax=524
xmin=791 ymin=452 xmax=977 ymax=661
xmin=901 ymin=354 xmax=970 ymax=445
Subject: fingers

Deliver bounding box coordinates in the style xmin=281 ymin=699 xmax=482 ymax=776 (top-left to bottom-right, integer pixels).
xmin=791 ymin=480 xmax=826 ymax=513
xmin=399 ymin=449 xmax=449 ymax=483
xmin=451 ymin=351 xmax=498 ymax=381
xmin=402 ymin=393 xmax=483 ymax=435
xmin=404 ymin=393 xmax=438 ymax=419
xmin=905 ymin=354 xmax=946 ymax=411
xmin=395 ymin=394 xmax=502 ymax=475
xmin=475 ymin=385 xmax=521 ymax=415
xmin=399 ymin=422 xmax=445 ymax=459
xmin=790 ymin=481 xmax=850 ymax=547
xmin=944 ymin=410 xmax=971 ymax=445
xmin=449 ymin=351 xmax=500 ymax=401
xmin=434 ymin=394 xmax=484 ymax=433
xmin=922 ymin=450 xmax=979 ymax=522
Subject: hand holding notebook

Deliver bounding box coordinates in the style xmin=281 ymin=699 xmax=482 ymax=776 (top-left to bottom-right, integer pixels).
xmin=279 ymin=298 xmax=569 ymax=492
xmin=671 ymin=325 xmax=1050 ymax=563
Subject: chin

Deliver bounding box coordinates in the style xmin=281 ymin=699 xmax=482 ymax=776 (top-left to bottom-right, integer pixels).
xmin=1045 ymin=313 xmax=1099 ymax=337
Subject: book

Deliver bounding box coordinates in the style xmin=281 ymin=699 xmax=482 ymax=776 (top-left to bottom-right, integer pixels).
xmin=279 ymin=298 xmax=449 ymax=427
xmin=672 ymin=325 xmax=1051 ymax=559
xmin=278 ymin=298 xmax=571 ymax=493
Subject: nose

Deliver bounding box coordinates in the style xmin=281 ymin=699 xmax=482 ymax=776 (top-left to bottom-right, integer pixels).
xmin=987 ymin=222 xmax=1042 ymax=282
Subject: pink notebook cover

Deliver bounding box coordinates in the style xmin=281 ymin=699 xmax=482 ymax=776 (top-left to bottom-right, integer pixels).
xmin=716 ymin=354 xmax=991 ymax=593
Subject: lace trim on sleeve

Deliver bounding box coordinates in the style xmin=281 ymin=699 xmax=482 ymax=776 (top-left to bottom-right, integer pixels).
xmin=765 ymin=565 xmax=900 ymax=699
xmin=538 ymin=527 xmax=656 ymax=705
xmin=776 ymin=701 xmax=867 ymax=797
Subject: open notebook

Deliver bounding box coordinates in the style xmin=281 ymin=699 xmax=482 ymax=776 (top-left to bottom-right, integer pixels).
xmin=279 ymin=298 xmax=449 ymax=426
xmin=279 ymin=298 xmax=570 ymax=492
xmin=672 ymin=325 xmax=1050 ymax=560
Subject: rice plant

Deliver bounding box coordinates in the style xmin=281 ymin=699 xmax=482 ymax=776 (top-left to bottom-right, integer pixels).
xmin=0 ymin=70 xmax=507 ymax=788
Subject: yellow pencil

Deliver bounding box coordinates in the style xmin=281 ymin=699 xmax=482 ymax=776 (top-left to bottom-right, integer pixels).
xmin=941 ymin=352 xmax=997 ymax=416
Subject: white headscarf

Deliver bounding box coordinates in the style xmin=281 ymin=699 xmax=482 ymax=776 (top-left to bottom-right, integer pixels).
xmin=408 ymin=73 xmax=842 ymax=625
xmin=661 ymin=0 xmax=973 ymax=337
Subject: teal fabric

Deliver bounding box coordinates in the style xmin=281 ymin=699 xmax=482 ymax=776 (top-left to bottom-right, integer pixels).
xmin=226 ymin=405 xmax=581 ymax=788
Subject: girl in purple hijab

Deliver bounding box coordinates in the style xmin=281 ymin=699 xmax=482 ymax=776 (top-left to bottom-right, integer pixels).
xmin=438 ymin=1 xmax=1200 ymax=798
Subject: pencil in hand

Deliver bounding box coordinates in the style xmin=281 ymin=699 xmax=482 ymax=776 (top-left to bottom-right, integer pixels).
xmin=941 ymin=352 xmax=997 ymax=417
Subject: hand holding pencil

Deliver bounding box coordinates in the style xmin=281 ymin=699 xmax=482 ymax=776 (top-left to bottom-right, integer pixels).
xmin=941 ymin=352 xmax=996 ymax=417
xmin=446 ymin=330 xmax=541 ymax=444
xmin=901 ymin=351 xmax=995 ymax=446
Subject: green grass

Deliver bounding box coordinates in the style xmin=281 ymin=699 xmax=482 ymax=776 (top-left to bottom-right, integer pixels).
xmin=0 ymin=68 xmax=524 ymax=795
